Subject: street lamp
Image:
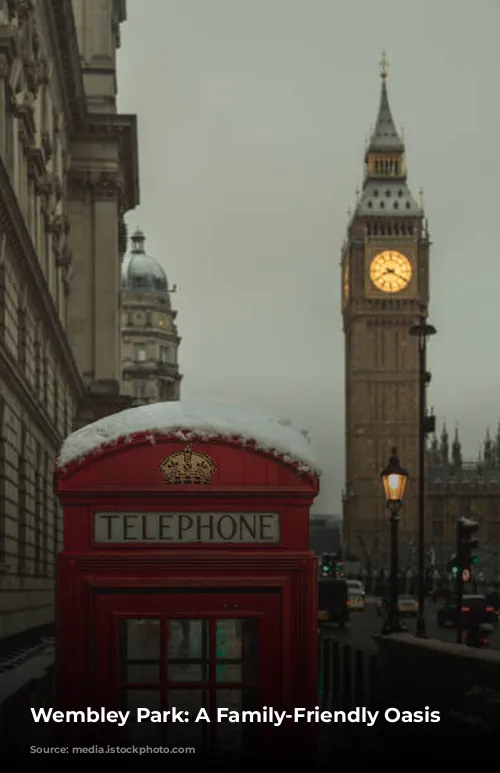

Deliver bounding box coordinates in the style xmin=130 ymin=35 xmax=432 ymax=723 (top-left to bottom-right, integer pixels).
xmin=380 ymin=448 xmax=409 ymax=634
xmin=409 ymin=317 xmax=437 ymax=638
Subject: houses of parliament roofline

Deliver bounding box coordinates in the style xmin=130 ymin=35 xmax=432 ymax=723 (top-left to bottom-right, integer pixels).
xmin=428 ymin=424 xmax=500 ymax=489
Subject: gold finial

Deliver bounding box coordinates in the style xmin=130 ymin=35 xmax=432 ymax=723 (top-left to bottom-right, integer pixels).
xmin=380 ymin=50 xmax=388 ymax=80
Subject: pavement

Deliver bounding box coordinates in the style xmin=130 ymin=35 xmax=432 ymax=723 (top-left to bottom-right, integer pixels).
xmin=326 ymin=596 xmax=500 ymax=653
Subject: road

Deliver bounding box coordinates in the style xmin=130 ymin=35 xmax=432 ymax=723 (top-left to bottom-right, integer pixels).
xmin=326 ymin=597 xmax=500 ymax=653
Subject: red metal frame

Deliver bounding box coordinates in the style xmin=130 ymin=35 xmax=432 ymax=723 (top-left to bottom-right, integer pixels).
xmin=93 ymin=591 xmax=281 ymax=747
xmin=55 ymin=432 xmax=319 ymax=747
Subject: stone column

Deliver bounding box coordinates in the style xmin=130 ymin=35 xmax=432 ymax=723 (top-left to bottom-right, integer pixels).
xmin=89 ymin=170 xmax=122 ymax=385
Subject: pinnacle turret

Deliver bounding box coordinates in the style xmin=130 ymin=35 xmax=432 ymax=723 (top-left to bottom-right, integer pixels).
xmin=440 ymin=424 xmax=449 ymax=465
xmin=452 ymin=425 xmax=462 ymax=469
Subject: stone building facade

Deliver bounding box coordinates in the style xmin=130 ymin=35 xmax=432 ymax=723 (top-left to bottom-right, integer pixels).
xmin=121 ymin=228 xmax=182 ymax=405
xmin=0 ymin=0 xmax=138 ymax=646
xmin=427 ymin=426 xmax=500 ymax=580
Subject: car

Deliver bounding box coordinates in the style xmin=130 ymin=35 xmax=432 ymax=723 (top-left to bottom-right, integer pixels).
xmin=318 ymin=578 xmax=350 ymax=629
xmin=346 ymin=580 xmax=365 ymax=597
xmin=437 ymin=594 xmax=497 ymax=628
xmin=347 ymin=590 xmax=365 ymax=611
xmin=375 ymin=595 xmax=418 ymax=617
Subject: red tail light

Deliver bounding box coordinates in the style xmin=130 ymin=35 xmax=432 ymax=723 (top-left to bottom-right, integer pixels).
xmin=486 ymin=606 xmax=494 ymax=613
xmin=461 ymin=606 xmax=470 ymax=612
xmin=481 ymin=638 xmax=489 ymax=646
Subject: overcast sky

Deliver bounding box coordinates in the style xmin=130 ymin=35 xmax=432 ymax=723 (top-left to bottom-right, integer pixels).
xmin=116 ymin=0 xmax=500 ymax=514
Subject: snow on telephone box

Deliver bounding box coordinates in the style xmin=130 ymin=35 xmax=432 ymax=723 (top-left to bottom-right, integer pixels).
xmin=54 ymin=399 xmax=320 ymax=752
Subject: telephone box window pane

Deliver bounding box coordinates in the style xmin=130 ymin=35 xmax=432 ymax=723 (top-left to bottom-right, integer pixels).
xmin=121 ymin=689 xmax=161 ymax=711
xmin=167 ymin=689 xmax=207 ymax=748
xmin=126 ymin=664 xmax=160 ymax=684
xmin=216 ymin=688 xmax=259 ymax=751
xmin=216 ymin=664 xmax=241 ymax=683
xmin=167 ymin=619 xmax=209 ymax=682
xmin=123 ymin=619 xmax=161 ymax=659
xmin=215 ymin=619 xmax=259 ymax=682
xmin=118 ymin=619 xmax=161 ymax=683
xmin=119 ymin=691 xmax=163 ymax=746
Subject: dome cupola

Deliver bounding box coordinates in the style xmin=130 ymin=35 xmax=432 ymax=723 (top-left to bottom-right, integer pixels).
xmin=121 ymin=228 xmax=168 ymax=295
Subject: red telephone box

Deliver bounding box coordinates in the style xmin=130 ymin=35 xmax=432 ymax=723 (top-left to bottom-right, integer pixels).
xmin=55 ymin=400 xmax=319 ymax=755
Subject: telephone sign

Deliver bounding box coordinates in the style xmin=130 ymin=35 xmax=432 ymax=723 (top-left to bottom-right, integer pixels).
xmin=461 ymin=568 xmax=470 ymax=583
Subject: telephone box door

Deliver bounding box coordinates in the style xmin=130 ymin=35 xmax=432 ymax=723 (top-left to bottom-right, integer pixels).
xmin=94 ymin=590 xmax=282 ymax=752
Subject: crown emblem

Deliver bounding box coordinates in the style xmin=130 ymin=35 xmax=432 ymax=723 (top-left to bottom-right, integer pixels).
xmin=159 ymin=445 xmax=216 ymax=484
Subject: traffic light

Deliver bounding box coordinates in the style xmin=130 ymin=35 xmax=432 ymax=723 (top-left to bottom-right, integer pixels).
xmin=457 ymin=518 xmax=479 ymax=572
xmin=447 ymin=557 xmax=459 ymax=576
xmin=320 ymin=553 xmax=340 ymax=577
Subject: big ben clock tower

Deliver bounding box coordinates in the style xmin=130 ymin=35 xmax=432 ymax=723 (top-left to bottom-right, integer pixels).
xmin=342 ymin=54 xmax=430 ymax=568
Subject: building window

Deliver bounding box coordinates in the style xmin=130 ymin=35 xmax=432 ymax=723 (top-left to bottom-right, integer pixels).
xmin=35 ymin=467 xmax=43 ymax=575
xmin=159 ymin=346 xmax=169 ymax=363
xmin=18 ymin=427 xmax=28 ymax=573
xmin=133 ymin=381 xmax=146 ymax=398
xmin=133 ymin=344 xmax=147 ymax=362
xmin=17 ymin=305 xmax=26 ymax=371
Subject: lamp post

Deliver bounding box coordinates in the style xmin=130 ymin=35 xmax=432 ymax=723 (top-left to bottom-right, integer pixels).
xmin=380 ymin=448 xmax=409 ymax=634
xmin=409 ymin=317 xmax=437 ymax=638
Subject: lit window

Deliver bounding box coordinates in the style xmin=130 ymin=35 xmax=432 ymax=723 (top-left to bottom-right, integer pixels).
xmin=158 ymin=318 xmax=165 ymax=327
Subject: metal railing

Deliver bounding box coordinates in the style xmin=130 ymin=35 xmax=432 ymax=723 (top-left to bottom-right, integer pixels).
xmin=319 ymin=638 xmax=379 ymax=709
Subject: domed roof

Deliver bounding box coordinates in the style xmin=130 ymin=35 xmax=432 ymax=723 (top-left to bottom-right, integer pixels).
xmin=121 ymin=228 xmax=168 ymax=294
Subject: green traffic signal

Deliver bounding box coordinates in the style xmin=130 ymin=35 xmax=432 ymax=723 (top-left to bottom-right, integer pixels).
xmin=471 ymin=555 xmax=479 ymax=565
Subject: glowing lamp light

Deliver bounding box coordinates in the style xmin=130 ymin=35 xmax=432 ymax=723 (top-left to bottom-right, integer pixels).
xmin=380 ymin=448 xmax=409 ymax=506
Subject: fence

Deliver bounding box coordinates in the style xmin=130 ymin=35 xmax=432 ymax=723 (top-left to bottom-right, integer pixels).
xmin=318 ymin=637 xmax=379 ymax=709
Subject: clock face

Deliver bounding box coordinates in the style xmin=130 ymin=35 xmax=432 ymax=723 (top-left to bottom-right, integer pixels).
xmin=369 ymin=250 xmax=412 ymax=293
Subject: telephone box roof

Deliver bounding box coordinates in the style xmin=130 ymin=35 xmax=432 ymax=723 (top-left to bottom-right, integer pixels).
xmin=57 ymin=398 xmax=321 ymax=475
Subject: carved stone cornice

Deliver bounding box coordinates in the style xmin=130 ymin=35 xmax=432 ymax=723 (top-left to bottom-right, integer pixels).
xmin=40 ymin=129 xmax=53 ymax=161
xmin=0 ymin=152 xmax=84 ymax=398
xmin=47 ymin=212 xmax=63 ymax=237
xmin=15 ymin=0 xmax=34 ymax=24
xmin=46 ymin=0 xmax=86 ymax=132
xmin=53 ymin=174 xmax=63 ymax=201
xmin=89 ymin=170 xmax=122 ymax=201
xmin=27 ymin=146 xmax=44 ymax=180
xmin=56 ymin=244 xmax=72 ymax=269
xmin=81 ymin=114 xmax=139 ymax=212
xmin=13 ymin=87 xmax=35 ymax=140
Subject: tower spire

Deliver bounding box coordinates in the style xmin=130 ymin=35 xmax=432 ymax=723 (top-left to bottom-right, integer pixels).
xmin=380 ymin=50 xmax=388 ymax=80
xmin=366 ymin=52 xmax=404 ymax=156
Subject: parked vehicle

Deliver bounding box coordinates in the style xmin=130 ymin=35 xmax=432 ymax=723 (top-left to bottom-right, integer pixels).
xmin=346 ymin=579 xmax=365 ymax=597
xmin=437 ymin=595 xmax=497 ymax=628
xmin=318 ymin=578 xmax=350 ymax=629
xmin=347 ymin=590 xmax=365 ymax=611
xmin=376 ymin=594 xmax=418 ymax=617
